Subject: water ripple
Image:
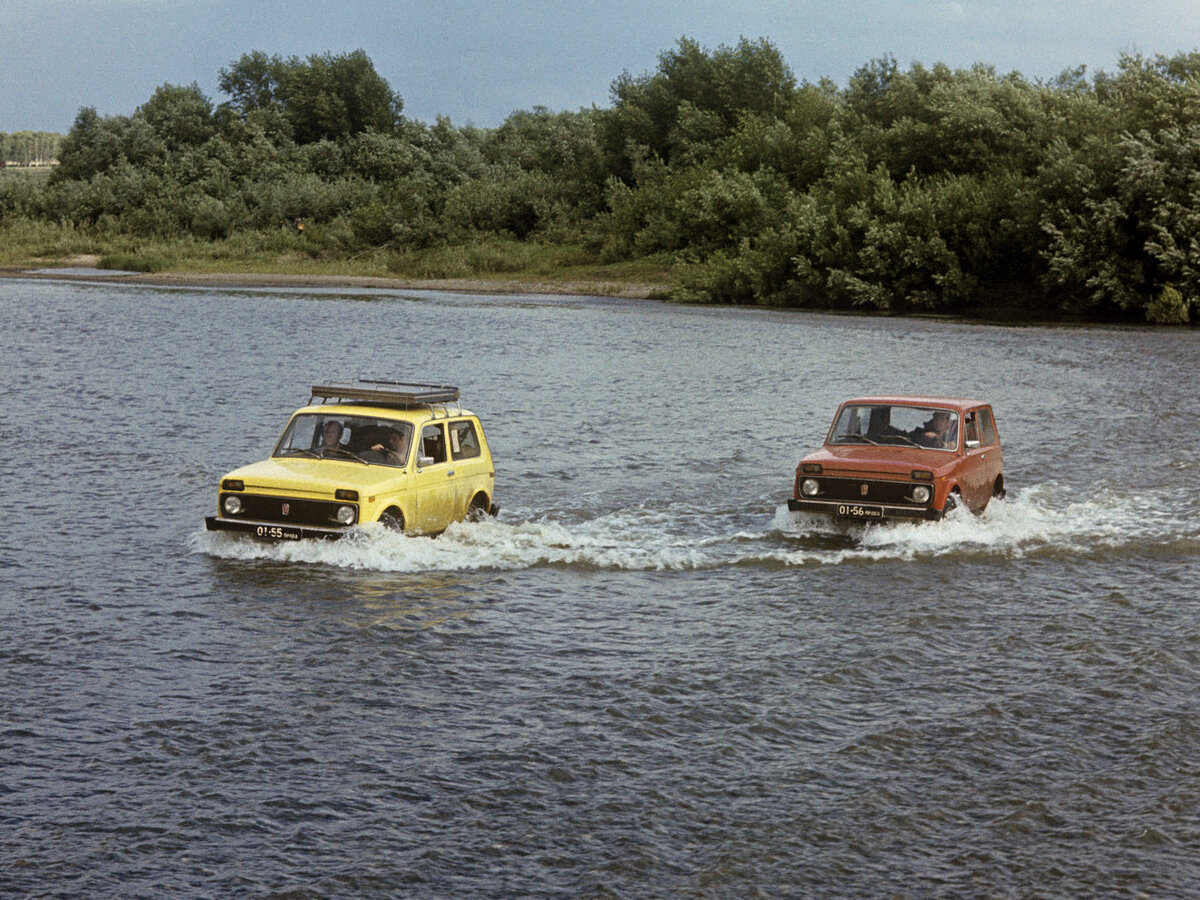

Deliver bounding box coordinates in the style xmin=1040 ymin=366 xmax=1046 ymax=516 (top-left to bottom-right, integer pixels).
xmin=4 ymin=279 xmax=1200 ymax=897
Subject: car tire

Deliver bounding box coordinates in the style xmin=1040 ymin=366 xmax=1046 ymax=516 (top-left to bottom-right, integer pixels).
xmin=466 ymin=495 xmax=490 ymax=522
xmin=379 ymin=509 xmax=405 ymax=532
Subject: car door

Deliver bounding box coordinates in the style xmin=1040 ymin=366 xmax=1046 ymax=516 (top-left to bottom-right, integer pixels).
xmin=410 ymin=422 xmax=456 ymax=532
xmin=959 ymin=407 xmax=999 ymax=509
xmin=975 ymin=406 xmax=1003 ymax=495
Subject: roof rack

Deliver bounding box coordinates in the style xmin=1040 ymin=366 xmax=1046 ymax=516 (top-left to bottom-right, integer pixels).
xmin=310 ymin=378 xmax=461 ymax=407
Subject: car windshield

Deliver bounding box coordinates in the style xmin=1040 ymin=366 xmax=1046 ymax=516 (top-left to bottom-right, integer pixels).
xmin=273 ymin=413 xmax=413 ymax=467
xmin=828 ymin=404 xmax=959 ymax=450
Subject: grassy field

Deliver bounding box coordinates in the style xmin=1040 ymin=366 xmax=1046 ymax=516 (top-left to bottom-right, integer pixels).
xmin=0 ymin=216 xmax=678 ymax=297
xmin=1 ymin=167 xmax=673 ymax=294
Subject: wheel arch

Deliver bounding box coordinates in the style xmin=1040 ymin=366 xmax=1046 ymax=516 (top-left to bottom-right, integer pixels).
xmin=378 ymin=505 xmax=406 ymax=531
xmin=466 ymin=491 xmax=492 ymax=520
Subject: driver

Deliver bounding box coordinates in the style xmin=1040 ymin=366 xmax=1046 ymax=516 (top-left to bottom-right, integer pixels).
xmin=368 ymin=428 xmax=409 ymax=465
xmin=917 ymin=411 xmax=957 ymax=448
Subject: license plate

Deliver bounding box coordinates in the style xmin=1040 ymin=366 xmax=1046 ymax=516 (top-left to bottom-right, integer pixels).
xmin=837 ymin=504 xmax=884 ymax=519
xmin=255 ymin=524 xmax=303 ymax=540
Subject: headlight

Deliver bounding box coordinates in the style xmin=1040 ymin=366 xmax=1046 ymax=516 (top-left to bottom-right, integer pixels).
xmin=222 ymin=494 xmax=244 ymax=515
xmin=335 ymin=505 xmax=357 ymax=525
xmin=801 ymin=478 xmax=820 ymax=497
xmin=911 ymin=485 xmax=931 ymax=504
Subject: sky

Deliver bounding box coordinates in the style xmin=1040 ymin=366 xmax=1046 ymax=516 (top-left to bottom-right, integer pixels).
xmin=2 ymin=0 xmax=1199 ymax=133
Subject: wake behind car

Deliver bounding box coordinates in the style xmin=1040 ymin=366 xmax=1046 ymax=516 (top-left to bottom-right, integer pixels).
xmin=205 ymin=379 xmax=497 ymax=540
xmin=787 ymin=396 xmax=1004 ymax=522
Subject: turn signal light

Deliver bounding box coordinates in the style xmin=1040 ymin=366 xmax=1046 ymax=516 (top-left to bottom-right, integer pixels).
xmin=335 ymin=489 xmax=359 ymax=501
xmin=801 ymin=463 xmax=823 ymax=474
xmin=911 ymin=470 xmax=934 ymax=482
xmin=222 ymin=479 xmax=244 ymax=491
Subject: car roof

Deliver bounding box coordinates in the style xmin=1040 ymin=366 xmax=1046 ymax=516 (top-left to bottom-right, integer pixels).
xmin=298 ymin=403 xmax=475 ymax=423
xmin=838 ymin=395 xmax=990 ymax=412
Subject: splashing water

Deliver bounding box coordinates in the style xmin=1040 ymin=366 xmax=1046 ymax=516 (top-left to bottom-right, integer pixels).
xmin=195 ymin=482 xmax=1199 ymax=572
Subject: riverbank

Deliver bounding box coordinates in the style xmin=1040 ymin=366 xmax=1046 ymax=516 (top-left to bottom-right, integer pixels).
xmin=0 ymin=256 xmax=1161 ymax=326
xmin=0 ymin=256 xmax=671 ymax=299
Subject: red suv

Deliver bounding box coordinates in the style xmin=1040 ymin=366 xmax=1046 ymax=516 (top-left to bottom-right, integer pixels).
xmin=788 ymin=396 xmax=1005 ymax=522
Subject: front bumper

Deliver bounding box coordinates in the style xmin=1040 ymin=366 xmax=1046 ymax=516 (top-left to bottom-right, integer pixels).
xmin=787 ymin=498 xmax=944 ymax=521
xmin=205 ymin=516 xmax=347 ymax=541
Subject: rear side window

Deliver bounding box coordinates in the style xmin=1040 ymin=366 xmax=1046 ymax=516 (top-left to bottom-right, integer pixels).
xmin=449 ymin=420 xmax=481 ymax=459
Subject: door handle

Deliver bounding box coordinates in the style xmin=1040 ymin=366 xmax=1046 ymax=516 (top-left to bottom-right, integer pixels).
xmin=447 ymin=470 xmax=455 ymax=476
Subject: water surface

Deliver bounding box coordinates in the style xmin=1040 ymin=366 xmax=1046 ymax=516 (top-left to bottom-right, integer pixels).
xmin=2 ymin=278 xmax=1198 ymax=897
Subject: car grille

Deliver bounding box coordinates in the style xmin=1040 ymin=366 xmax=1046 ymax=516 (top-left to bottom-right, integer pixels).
xmin=220 ymin=493 xmax=352 ymax=528
xmin=811 ymin=478 xmax=927 ymax=506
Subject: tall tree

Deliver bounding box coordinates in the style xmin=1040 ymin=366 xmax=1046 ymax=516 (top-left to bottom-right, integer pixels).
xmin=218 ymin=49 xmax=403 ymax=143
xmin=138 ymin=83 xmax=215 ymax=150
xmin=604 ymin=36 xmax=796 ymax=174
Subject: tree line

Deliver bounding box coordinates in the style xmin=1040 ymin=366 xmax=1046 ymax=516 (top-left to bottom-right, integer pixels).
xmin=0 ymin=131 xmax=62 ymax=166
xmin=2 ymin=41 xmax=1200 ymax=323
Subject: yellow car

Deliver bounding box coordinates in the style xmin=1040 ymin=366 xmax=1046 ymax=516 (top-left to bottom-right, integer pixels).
xmin=204 ymin=380 xmax=497 ymax=540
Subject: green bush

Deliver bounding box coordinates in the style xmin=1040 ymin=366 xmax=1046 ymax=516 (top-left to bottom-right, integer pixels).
xmin=1146 ymin=285 xmax=1191 ymax=324
xmin=99 ymin=251 xmax=173 ymax=272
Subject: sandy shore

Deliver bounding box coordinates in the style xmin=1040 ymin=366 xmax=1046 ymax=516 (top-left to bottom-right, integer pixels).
xmin=0 ymin=257 xmax=669 ymax=299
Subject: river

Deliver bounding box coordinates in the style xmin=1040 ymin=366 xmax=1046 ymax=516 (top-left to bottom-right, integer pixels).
xmin=3 ymin=276 xmax=1199 ymax=897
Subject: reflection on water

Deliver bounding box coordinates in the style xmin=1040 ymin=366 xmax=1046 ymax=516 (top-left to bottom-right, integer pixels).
xmin=3 ymin=276 xmax=1200 ymax=897
xmin=207 ymin=554 xmax=490 ymax=631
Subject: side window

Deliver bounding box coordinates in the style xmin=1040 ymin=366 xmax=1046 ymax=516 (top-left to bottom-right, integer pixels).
xmin=449 ymin=420 xmax=481 ymax=459
xmin=977 ymin=408 xmax=998 ymax=445
xmin=420 ymin=424 xmax=447 ymax=464
xmin=964 ymin=411 xmax=979 ymax=445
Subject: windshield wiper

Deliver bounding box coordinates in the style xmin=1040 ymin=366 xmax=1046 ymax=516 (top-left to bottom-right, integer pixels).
xmin=326 ymin=448 xmax=370 ymax=464
xmin=838 ymin=435 xmax=879 ymax=445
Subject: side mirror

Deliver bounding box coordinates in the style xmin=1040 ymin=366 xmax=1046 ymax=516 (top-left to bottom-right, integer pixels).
xmin=965 ymin=439 xmax=980 ymax=450
xmin=417 ymin=455 xmax=434 ymax=467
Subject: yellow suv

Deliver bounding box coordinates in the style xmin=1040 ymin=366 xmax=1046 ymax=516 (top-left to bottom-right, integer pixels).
xmin=204 ymin=380 xmax=497 ymax=540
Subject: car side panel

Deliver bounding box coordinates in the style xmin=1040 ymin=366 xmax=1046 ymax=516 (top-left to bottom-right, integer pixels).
xmin=410 ymin=464 xmax=457 ymax=533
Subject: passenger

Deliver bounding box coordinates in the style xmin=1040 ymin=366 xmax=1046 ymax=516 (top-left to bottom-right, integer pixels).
xmin=867 ymin=407 xmax=891 ymax=438
xmin=917 ymin=411 xmax=957 ymax=448
xmin=368 ymin=428 xmax=409 ymax=465
xmin=320 ymin=420 xmax=345 ymax=456
xmin=868 ymin=407 xmax=907 ymax=442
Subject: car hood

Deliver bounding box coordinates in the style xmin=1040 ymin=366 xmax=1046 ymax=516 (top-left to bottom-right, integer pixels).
xmin=800 ymin=445 xmax=959 ymax=477
xmin=223 ymin=457 xmax=407 ymax=497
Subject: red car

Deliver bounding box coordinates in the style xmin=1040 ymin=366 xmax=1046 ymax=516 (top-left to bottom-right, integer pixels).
xmin=788 ymin=396 xmax=1005 ymax=522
